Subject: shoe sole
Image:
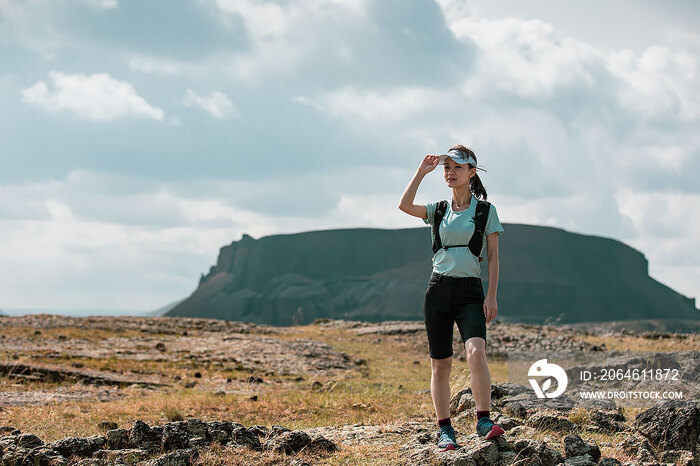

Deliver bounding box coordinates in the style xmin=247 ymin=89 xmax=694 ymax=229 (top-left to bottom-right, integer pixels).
xmin=484 ymin=425 xmax=505 ymax=439
xmin=438 ymin=443 xmax=457 ymax=451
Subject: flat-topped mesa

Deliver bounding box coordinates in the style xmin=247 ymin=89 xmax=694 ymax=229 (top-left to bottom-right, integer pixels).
xmin=169 ymin=225 xmax=698 ymax=327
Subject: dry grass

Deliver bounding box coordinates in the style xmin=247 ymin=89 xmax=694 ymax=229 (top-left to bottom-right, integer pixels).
xmin=194 ymin=442 xmax=406 ymax=466
xmin=0 ymin=324 xmax=488 ymax=440
xmin=0 ymin=320 xmax=691 ymax=464
xmin=567 ymin=407 xmax=590 ymax=426
xmin=581 ymin=334 xmax=700 ymax=352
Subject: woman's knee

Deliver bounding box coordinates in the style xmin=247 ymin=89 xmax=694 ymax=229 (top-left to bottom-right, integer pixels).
xmin=430 ymin=357 xmax=452 ymax=379
xmin=465 ymin=339 xmax=486 ymax=363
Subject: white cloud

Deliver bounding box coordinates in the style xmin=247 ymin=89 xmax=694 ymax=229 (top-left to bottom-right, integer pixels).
xmin=607 ymin=46 xmax=699 ymax=121
xmin=615 ymin=188 xmax=700 ymax=300
xmin=444 ymin=15 xmax=601 ymax=98
xmin=295 ymin=86 xmax=448 ymax=122
xmin=127 ymin=54 xmax=202 ymax=76
xmin=22 ymin=71 xmax=164 ymax=121
xmin=616 ymin=189 xmax=700 ymax=241
xmin=182 ymin=89 xmax=239 ymax=119
xmin=435 ymin=7 xmax=699 ymax=123
xmin=213 ymin=0 xmax=367 ymax=82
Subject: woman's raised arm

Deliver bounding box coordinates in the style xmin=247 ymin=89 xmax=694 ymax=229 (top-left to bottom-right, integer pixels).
xmin=398 ymin=154 xmax=439 ymax=219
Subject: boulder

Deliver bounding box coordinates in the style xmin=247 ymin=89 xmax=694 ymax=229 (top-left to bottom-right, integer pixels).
xmin=563 ymin=434 xmax=600 ymax=462
xmin=230 ymin=426 xmax=262 ymax=450
xmin=264 ymin=430 xmax=312 ymax=454
xmin=526 ymin=413 xmax=576 ymax=432
xmin=634 ymin=400 xmax=700 ymax=451
xmin=48 ymin=435 xmax=105 ymax=458
xmin=129 ymin=420 xmax=162 ymax=452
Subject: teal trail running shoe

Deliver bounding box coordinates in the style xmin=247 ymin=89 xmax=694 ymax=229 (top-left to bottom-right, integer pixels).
xmin=436 ymin=425 xmax=459 ymax=451
xmin=476 ymin=417 xmax=505 ymax=439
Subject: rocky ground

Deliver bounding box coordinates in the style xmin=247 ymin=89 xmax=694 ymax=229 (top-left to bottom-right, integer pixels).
xmin=2 ymin=386 xmax=698 ymax=465
xmin=0 ymin=315 xmax=698 ymax=465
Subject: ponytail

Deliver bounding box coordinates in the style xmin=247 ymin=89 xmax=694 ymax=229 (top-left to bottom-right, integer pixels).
xmin=470 ymin=173 xmax=487 ymax=201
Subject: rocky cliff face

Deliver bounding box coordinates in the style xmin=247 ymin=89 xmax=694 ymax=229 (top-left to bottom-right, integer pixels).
xmin=166 ymin=225 xmax=698 ymax=327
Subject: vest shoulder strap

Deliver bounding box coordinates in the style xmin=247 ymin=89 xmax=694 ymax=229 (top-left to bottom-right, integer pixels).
xmin=431 ymin=200 xmax=449 ymax=254
xmin=468 ymin=200 xmax=491 ymax=261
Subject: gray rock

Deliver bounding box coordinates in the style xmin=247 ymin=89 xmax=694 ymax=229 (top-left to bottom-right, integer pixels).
xmin=597 ymin=458 xmax=622 ymax=466
xmin=527 ymin=413 xmax=576 ymax=432
xmin=636 ymin=446 xmax=657 ymax=462
xmin=507 ymin=425 xmax=535 ymax=437
xmin=617 ymin=433 xmax=654 ymax=456
xmin=129 ymin=420 xmax=162 ymax=452
xmin=564 ymin=434 xmax=600 ymax=461
xmin=404 ymin=445 xmax=434 ymax=465
xmin=105 ymin=428 xmax=132 ymax=450
xmin=660 ymin=450 xmax=699 ymax=466
xmin=493 ymin=435 xmax=515 ymax=452
xmin=498 ymin=450 xmax=517 ymax=466
xmin=504 ymin=401 xmax=528 ymax=419
xmin=264 ymin=430 xmax=312 ymax=454
xmin=1 ymin=445 xmax=30 ymax=465
xmin=187 ymin=435 xmax=209 ymax=449
xmin=145 ymin=448 xmax=199 ymax=466
xmin=634 ymin=400 xmax=700 ymax=451
xmin=184 ymin=418 xmax=208 ymax=438
xmin=16 ymin=446 xmax=64 ymax=465
xmin=48 ymin=435 xmax=105 ymax=458
xmin=92 ymin=448 xmax=151 ymax=463
xmin=230 ymin=426 xmax=262 ymax=450
xmin=247 ymin=424 xmax=268 ymax=437
xmin=500 ymin=391 xmax=577 ymax=418
xmin=269 ymin=425 xmax=292 ymax=437
xmin=435 ymin=449 xmax=477 ymax=465
xmin=464 ymin=437 xmax=499 ymax=465
xmin=513 ymin=438 xmax=563 ymax=465
xmin=308 ymin=434 xmax=338 ymax=452
xmin=492 ymin=413 xmax=523 ymax=431
xmin=563 ymin=454 xmax=595 ymax=465
xmin=589 ymin=410 xmax=627 ymax=433
xmin=162 ymin=423 xmax=190 ymax=451
xmin=206 ymin=420 xmax=233 ymax=445
xmin=16 ymin=433 xmax=43 ymax=449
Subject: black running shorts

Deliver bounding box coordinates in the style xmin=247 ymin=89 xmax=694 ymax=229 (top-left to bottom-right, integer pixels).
xmin=423 ymin=272 xmax=487 ymax=359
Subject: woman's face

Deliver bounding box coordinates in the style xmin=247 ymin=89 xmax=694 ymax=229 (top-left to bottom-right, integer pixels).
xmin=443 ymin=158 xmax=475 ymax=188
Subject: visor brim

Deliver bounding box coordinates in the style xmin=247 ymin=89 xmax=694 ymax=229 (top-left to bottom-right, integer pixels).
xmin=438 ymin=154 xmax=472 ymax=165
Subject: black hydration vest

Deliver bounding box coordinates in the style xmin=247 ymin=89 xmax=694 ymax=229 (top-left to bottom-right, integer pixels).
xmin=430 ymin=199 xmax=491 ymax=262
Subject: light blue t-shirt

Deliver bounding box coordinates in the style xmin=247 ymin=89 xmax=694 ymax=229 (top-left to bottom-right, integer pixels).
xmin=422 ymin=193 xmax=504 ymax=278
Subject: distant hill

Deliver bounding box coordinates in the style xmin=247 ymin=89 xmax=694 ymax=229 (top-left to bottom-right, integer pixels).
xmin=145 ymin=299 xmax=185 ymax=317
xmin=166 ymin=225 xmax=699 ymax=329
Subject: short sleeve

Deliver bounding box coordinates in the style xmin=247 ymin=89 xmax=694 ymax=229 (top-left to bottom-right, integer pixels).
xmin=485 ymin=203 xmax=504 ymax=237
xmin=422 ymin=201 xmax=437 ymax=225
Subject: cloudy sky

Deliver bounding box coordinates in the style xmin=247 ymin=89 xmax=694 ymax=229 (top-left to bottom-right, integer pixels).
xmin=1 ymin=0 xmax=698 ymax=312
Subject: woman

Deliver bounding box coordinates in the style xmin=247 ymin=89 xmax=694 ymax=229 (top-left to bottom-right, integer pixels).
xmin=398 ymin=145 xmax=505 ymax=451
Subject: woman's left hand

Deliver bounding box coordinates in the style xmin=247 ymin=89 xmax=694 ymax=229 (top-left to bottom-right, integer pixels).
xmin=483 ymin=295 xmax=498 ymax=323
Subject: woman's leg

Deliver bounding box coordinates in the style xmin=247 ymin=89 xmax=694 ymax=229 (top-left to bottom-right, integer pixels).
xmin=465 ymin=337 xmax=490 ymax=411
xmin=430 ymin=356 xmax=453 ymax=419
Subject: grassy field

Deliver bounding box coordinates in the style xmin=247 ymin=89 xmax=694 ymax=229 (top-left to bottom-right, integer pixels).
xmin=1 ymin=319 xmax=697 ymax=464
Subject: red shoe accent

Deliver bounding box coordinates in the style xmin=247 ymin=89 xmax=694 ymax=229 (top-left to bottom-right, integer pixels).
xmin=439 ymin=443 xmax=456 ymax=451
xmin=485 ymin=424 xmax=505 ymax=439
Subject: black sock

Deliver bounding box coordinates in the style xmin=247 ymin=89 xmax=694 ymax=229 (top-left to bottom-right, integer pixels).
xmin=438 ymin=417 xmax=451 ymax=428
xmin=476 ymin=410 xmax=489 ymax=421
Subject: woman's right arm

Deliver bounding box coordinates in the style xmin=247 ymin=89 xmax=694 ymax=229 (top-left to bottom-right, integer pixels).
xmin=398 ymin=154 xmax=440 ymax=219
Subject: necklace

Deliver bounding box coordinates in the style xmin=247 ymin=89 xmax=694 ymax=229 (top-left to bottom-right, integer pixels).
xmin=452 ymin=198 xmax=471 ymax=212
